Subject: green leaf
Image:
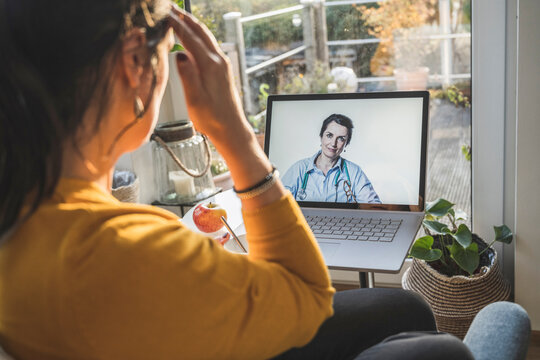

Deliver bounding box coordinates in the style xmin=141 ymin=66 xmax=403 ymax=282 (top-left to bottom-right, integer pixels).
xmin=494 ymin=225 xmax=513 ymax=244
xmin=259 ymin=83 xmax=269 ymax=98
xmin=461 ymin=145 xmax=472 ymax=161
xmin=449 ymin=242 xmax=479 ymax=275
xmin=410 ymin=236 xmax=443 ymax=261
xmin=170 ymin=43 xmax=184 ymax=53
xmin=426 ymin=198 xmax=454 ymax=217
xmin=423 ymin=220 xmax=451 ymax=235
xmin=452 ymin=224 xmax=472 ymax=248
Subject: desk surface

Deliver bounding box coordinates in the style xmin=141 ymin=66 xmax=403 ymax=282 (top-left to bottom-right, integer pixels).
xmin=182 ymin=190 xmax=379 ymax=288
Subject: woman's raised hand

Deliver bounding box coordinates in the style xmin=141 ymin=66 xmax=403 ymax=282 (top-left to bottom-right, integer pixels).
xmin=168 ymin=5 xmax=252 ymax=147
xmin=168 ymin=5 xmax=285 ymax=208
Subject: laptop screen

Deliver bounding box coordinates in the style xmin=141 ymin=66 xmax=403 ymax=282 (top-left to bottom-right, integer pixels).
xmin=265 ymin=92 xmax=428 ymax=212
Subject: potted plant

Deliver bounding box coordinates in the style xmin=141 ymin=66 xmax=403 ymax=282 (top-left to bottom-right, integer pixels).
xmin=279 ymin=61 xmax=348 ymax=95
xmin=209 ymin=145 xmax=233 ymax=191
xmin=391 ymin=27 xmax=437 ymax=90
xmin=402 ymin=198 xmax=513 ymax=338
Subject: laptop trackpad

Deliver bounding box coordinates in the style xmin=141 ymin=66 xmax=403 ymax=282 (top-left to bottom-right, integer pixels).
xmin=318 ymin=242 xmax=340 ymax=262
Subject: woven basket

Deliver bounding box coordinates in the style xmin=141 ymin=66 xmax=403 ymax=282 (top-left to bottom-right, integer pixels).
xmin=112 ymin=177 xmax=140 ymax=203
xmin=402 ymin=236 xmax=510 ymax=339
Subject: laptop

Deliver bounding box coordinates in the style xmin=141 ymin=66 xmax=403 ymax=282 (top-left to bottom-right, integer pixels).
xmin=264 ymin=91 xmax=429 ymax=273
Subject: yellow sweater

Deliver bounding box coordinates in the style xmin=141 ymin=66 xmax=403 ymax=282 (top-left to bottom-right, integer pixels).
xmin=0 ymin=178 xmax=334 ymax=360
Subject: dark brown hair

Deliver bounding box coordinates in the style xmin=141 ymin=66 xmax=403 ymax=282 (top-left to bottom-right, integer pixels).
xmin=319 ymin=113 xmax=354 ymax=145
xmin=0 ymin=0 xmax=169 ymax=235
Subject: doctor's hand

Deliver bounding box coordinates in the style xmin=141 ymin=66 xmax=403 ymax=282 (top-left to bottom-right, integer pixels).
xmin=168 ymin=6 xmax=253 ymax=150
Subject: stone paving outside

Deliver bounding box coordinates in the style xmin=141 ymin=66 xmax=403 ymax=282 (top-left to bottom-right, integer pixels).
xmin=425 ymin=99 xmax=472 ymax=229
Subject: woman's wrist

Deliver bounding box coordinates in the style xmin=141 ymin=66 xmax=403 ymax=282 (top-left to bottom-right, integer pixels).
xmin=225 ymin=146 xmax=274 ymax=191
xmin=213 ymin=129 xmax=279 ymax=196
xmin=208 ymin=122 xmax=254 ymax=157
xmin=202 ymin=114 xmax=286 ymax=206
xmin=233 ymin=167 xmax=279 ymax=198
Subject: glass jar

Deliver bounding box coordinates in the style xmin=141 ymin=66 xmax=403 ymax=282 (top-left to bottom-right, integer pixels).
xmin=152 ymin=120 xmax=216 ymax=204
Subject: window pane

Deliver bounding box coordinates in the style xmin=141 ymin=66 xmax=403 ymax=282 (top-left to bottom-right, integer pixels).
xmin=191 ymin=0 xmax=471 ymax=222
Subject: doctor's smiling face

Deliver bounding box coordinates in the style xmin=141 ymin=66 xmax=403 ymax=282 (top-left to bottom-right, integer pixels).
xmin=321 ymin=121 xmax=349 ymax=160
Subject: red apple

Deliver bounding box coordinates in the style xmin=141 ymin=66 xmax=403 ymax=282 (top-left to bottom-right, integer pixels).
xmin=192 ymin=202 xmax=227 ymax=233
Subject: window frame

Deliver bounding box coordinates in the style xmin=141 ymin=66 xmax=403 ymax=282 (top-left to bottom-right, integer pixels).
xmin=160 ymin=1 xmax=513 ymax=287
xmin=472 ymin=0 xmax=515 ymax=290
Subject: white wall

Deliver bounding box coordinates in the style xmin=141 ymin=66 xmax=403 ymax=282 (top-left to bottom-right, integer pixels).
xmin=514 ymin=0 xmax=540 ymax=331
xmin=472 ymin=1 xmax=506 ymax=245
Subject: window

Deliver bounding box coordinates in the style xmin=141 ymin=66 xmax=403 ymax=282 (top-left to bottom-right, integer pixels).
xmin=190 ymin=0 xmax=472 ymax=228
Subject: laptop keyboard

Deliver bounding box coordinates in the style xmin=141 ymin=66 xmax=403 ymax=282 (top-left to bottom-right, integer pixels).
xmin=305 ymin=215 xmax=402 ymax=242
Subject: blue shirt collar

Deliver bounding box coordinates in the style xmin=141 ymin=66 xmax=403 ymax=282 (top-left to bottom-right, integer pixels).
xmin=307 ymin=151 xmax=344 ymax=174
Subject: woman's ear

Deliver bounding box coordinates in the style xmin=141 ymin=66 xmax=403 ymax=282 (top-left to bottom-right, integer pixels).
xmin=121 ymin=28 xmax=148 ymax=89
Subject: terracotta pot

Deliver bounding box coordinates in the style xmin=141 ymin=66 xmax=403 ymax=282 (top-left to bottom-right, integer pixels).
xmin=394 ymin=67 xmax=430 ymax=90
xmin=402 ymin=235 xmax=510 ymax=339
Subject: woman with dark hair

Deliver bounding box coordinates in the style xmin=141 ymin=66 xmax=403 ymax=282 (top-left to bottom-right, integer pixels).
xmin=0 ymin=2 xmax=334 ymax=358
xmin=282 ymin=113 xmax=381 ymax=203
xmin=0 ymin=1 xmax=476 ymax=359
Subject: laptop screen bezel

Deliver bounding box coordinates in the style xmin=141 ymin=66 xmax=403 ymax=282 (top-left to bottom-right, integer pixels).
xmin=264 ymin=91 xmax=429 ymax=212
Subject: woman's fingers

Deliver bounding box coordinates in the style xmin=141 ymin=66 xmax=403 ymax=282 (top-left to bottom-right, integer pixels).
xmin=169 ymin=11 xmax=229 ymax=97
xmin=168 ymin=12 xmax=214 ymax=67
xmin=175 ymin=52 xmax=205 ymax=107
xmin=168 ymin=5 xmax=223 ymax=67
xmin=167 ymin=4 xmax=245 ymax=141
xmin=170 ymin=5 xmax=222 ymax=55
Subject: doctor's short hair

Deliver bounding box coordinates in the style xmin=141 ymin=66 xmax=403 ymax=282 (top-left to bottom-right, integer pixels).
xmin=319 ymin=114 xmax=354 ymax=145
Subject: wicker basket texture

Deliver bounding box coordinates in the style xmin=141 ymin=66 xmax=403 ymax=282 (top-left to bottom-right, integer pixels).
xmin=402 ymin=246 xmax=510 ymax=339
xmin=112 ymin=177 xmax=140 ymax=203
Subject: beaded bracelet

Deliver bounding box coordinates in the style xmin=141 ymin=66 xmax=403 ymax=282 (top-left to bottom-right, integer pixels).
xmin=233 ymin=167 xmax=279 ymax=200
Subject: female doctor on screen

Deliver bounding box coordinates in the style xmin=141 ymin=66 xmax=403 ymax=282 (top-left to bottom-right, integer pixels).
xmin=282 ymin=114 xmax=381 ymax=203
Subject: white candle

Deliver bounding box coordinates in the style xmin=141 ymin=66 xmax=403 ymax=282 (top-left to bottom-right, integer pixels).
xmin=169 ymin=171 xmax=196 ymax=198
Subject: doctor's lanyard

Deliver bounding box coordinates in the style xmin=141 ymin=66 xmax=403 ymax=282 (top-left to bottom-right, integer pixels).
xmin=297 ymin=160 xmax=358 ymax=203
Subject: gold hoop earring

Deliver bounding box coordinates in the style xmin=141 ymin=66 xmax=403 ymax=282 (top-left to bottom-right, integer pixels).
xmin=134 ymin=96 xmax=145 ymax=118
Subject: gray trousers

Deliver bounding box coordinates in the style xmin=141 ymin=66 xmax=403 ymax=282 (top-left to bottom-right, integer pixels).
xmin=273 ymin=289 xmax=530 ymax=360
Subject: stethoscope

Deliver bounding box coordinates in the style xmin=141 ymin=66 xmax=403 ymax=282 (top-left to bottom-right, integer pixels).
xmin=296 ymin=160 xmax=352 ymax=202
